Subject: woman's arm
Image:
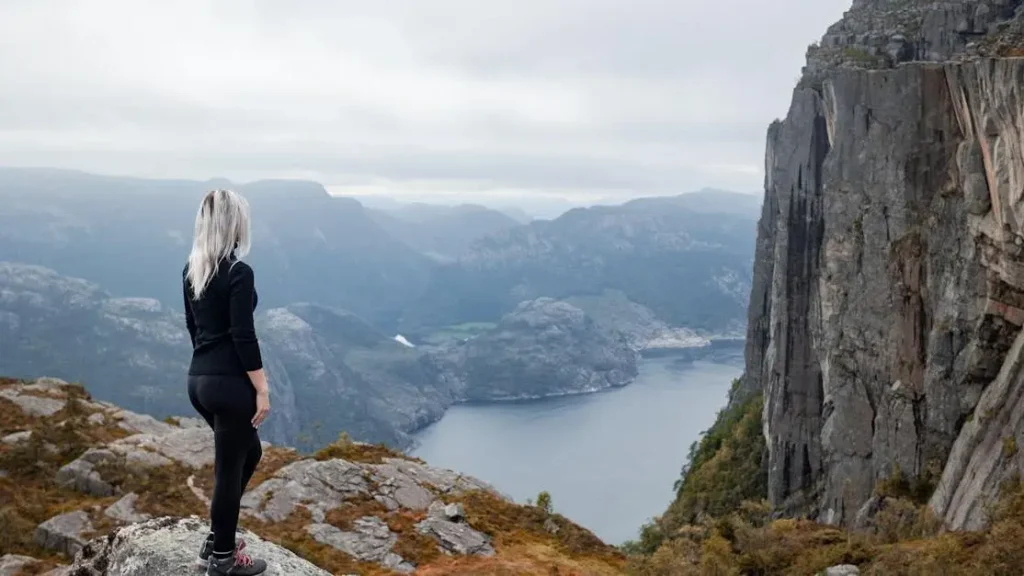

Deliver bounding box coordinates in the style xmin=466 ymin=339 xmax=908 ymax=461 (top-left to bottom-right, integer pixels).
xmin=228 ymin=262 xmax=266 ymax=392
xmin=229 ymin=262 xmax=271 ymax=427
xmin=182 ymin=269 xmax=197 ymax=348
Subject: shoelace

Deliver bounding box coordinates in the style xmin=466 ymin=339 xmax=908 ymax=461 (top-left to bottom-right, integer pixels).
xmin=234 ymin=548 xmax=255 ymax=568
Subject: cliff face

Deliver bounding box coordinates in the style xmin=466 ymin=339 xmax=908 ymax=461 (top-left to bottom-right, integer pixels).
xmin=743 ymin=0 xmax=1024 ymax=529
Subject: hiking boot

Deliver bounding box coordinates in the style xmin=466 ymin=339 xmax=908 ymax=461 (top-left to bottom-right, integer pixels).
xmin=198 ymin=536 xmax=247 ymax=568
xmin=206 ymin=547 xmax=267 ymax=576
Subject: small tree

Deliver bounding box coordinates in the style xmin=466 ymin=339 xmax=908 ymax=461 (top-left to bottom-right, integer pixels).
xmin=536 ymin=490 xmax=553 ymax=514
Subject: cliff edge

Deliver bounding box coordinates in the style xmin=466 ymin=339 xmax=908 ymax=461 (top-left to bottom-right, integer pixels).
xmin=0 ymin=377 xmax=625 ymax=575
xmin=742 ymin=0 xmax=1024 ymax=530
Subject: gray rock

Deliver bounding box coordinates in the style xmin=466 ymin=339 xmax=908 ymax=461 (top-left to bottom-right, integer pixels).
xmin=444 ymin=503 xmax=465 ymax=521
xmin=111 ymin=410 xmax=177 ymax=436
xmin=241 ymin=458 xmax=370 ymax=522
xmin=371 ymin=472 xmax=434 ymax=512
xmin=1 ymin=430 xmax=32 ymax=444
xmin=0 ymin=388 xmax=65 ymax=417
xmin=104 ymin=492 xmax=152 ymax=524
xmin=822 ymin=566 xmax=861 ymax=576
xmin=0 ymin=554 xmax=39 ymax=576
xmin=108 ymin=427 xmax=213 ymax=468
xmin=86 ymin=412 xmax=105 ymax=426
xmin=174 ymin=416 xmax=208 ymax=429
xmin=416 ymin=516 xmax=495 ymax=557
xmin=371 ymin=457 xmax=504 ymax=499
xmin=427 ymin=500 xmax=466 ymax=521
xmin=306 ymin=517 xmax=414 ymax=573
xmin=242 ymin=455 xmax=505 ymax=524
xmin=35 ymin=510 xmax=93 ymax=556
xmin=69 ymin=516 xmax=330 ymax=575
xmin=24 ymin=377 xmax=71 ymax=393
xmin=56 ymin=448 xmax=122 ymax=496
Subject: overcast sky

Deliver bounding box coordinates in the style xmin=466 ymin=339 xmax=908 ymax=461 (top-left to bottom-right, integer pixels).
xmin=0 ymin=0 xmax=849 ymax=209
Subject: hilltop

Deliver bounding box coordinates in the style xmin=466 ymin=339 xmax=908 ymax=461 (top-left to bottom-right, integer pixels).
xmin=0 ymin=377 xmax=625 ymax=575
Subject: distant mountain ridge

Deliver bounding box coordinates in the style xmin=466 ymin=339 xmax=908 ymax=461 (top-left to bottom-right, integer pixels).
xmin=401 ymin=189 xmax=759 ymax=337
xmin=366 ymin=203 xmax=521 ymax=262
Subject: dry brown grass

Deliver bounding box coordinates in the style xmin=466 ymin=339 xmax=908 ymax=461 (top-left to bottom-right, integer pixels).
xmin=313 ymin=431 xmax=422 ymax=465
xmin=452 ymin=490 xmax=626 ymax=569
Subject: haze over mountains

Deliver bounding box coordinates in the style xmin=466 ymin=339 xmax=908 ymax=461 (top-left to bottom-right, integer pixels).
xmin=0 ymin=166 xmax=760 ymax=448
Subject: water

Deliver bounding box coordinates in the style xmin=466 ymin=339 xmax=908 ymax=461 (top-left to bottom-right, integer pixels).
xmin=410 ymin=347 xmax=744 ymax=545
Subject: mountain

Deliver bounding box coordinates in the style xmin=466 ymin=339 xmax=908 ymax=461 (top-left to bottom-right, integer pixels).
xmin=0 ymin=262 xmax=641 ymax=451
xmin=0 ymin=262 xmax=193 ymax=417
xmin=0 ymin=168 xmax=433 ymax=330
xmin=400 ymin=191 xmax=760 ymax=337
xmin=0 ymin=377 xmax=625 ymax=575
xmin=632 ymin=0 xmax=1024 ymax=572
xmin=367 ymin=203 xmax=521 ymax=262
xmin=437 ymin=298 xmax=639 ymax=402
xmin=256 ymin=303 xmax=459 ymax=449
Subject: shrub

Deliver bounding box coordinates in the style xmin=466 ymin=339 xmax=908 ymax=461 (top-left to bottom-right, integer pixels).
xmin=536 ymin=491 xmax=553 ymax=514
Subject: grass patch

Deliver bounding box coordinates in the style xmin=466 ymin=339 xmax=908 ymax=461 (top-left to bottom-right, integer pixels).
xmin=313 ymin=431 xmax=422 ymax=464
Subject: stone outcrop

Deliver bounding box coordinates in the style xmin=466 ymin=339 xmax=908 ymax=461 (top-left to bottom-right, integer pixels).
xmin=417 ymin=501 xmax=495 ymax=557
xmin=69 ymin=517 xmax=332 ymax=576
xmin=306 ymin=517 xmax=415 ymax=573
xmin=742 ymin=0 xmax=1024 ymax=528
xmin=35 ymin=510 xmax=93 ymax=557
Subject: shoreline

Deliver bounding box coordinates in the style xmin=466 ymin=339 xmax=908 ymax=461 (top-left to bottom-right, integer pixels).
xmin=403 ymin=340 xmax=747 ymax=447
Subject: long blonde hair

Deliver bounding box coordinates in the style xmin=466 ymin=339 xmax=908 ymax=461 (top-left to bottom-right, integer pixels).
xmin=186 ymin=188 xmax=252 ymax=299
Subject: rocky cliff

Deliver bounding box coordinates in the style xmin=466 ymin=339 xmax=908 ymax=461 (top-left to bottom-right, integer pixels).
xmin=742 ymin=0 xmax=1024 ymax=530
xmin=0 ymin=377 xmax=625 ymax=575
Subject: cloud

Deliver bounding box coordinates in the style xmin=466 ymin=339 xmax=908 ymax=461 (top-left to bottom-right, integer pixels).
xmin=0 ymin=0 xmax=850 ymax=205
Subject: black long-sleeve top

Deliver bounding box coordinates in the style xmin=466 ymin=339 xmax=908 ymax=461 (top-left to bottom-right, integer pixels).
xmin=183 ymin=258 xmax=263 ymax=376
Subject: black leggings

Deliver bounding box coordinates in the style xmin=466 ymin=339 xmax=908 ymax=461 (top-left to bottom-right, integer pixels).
xmin=187 ymin=375 xmax=263 ymax=554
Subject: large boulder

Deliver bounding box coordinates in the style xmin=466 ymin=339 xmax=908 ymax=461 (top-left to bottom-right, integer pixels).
xmin=69 ymin=517 xmax=331 ymax=576
xmin=35 ymin=510 xmax=93 ymax=557
xmin=417 ymin=501 xmax=495 ymax=557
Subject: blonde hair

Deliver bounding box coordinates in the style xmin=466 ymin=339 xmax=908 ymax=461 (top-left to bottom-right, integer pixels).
xmin=186 ymin=189 xmax=252 ymax=299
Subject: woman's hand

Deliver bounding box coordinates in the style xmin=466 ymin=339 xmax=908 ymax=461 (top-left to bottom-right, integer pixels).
xmin=252 ymin=390 xmax=271 ymax=429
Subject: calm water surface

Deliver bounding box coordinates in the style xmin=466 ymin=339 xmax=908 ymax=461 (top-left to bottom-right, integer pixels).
xmin=410 ymin=348 xmax=744 ymax=545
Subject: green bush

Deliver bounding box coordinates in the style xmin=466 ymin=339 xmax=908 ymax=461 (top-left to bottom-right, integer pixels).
xmin=536 ymin=490 xmax=553 ymax=514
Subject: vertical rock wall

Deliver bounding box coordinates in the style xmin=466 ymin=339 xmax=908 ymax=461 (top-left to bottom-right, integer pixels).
xmin=745 ymin=54 xmax=1024 ymax=526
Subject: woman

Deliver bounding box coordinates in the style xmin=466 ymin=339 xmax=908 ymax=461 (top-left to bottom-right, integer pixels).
xmin=183 ymin=188 xmax=271 ymax=576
